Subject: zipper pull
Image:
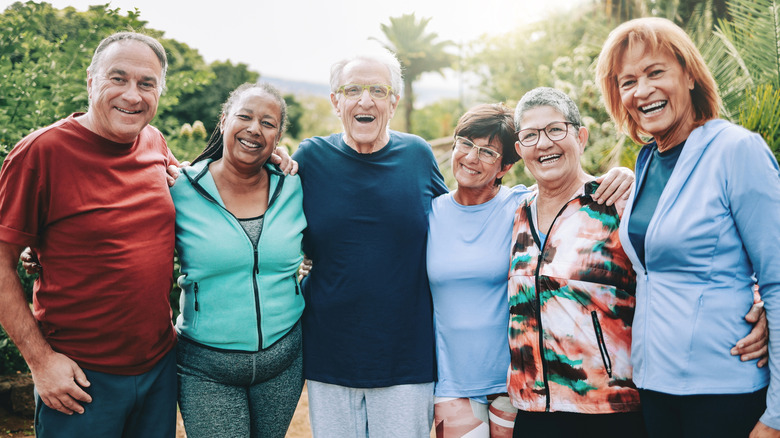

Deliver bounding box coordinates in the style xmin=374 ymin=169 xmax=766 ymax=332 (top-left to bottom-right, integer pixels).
xmin=194 ymin=283 xmax=200 ymax=311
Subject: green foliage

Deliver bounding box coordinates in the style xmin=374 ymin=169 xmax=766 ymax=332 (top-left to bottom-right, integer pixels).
xmin=166 ymin=120 xmax=209 ymax=163
xmin=161 ymin=60 xmax=256 ymax=136
xmin=372 ymin=13 xmax=456 ymax=133
xmin=0 ymin=325 xmax=28 ymax=374
xmin=467 ymin=7 xmax=612 ymax=104
xmin=291 ymin=95 xmax=342 ymax=145
xmin=699 ymin=0 xmax=780 ymax=155
xmin=406 ymin=98 xmax=461 ymax=142
xmin=0 ymin=1 xmax=144 ymax=145
xmin=284 ymin=93 xmax=304 ymax=140
xmin=738 ymin=84 xmax=780 ymax=160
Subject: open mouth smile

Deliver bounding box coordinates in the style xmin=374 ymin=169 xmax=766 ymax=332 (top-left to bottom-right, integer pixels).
xmin=116 ymin=107 xmax=142 ymax=115
xmin=639 ymin=101 xmax=667 ymax=115
xmin=538 ymin=154 xmax=561 ymax=164
xmin=355 ymin=114 xmax=375 ymax=123
xmin=460 ymin=163 xmax=480 ymax=175
xmin=239 ymin=138 xmax=263 ymax=149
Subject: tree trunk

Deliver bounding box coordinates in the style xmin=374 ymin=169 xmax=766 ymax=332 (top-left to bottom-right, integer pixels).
xmin=404 ymin=78 xmax=414 ymax=133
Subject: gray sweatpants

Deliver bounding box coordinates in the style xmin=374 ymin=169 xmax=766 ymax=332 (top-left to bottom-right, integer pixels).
xmin=307 ymin=380 xmax=434 ymax=437
xmin=177 ymin=323 xmax=303 ymax=438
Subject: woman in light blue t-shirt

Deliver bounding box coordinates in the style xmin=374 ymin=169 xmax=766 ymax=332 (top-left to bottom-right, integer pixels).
xmin=427 ymin=104 xmax=633 ymax=437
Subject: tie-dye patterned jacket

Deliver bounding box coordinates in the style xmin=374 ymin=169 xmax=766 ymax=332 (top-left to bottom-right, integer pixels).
xmin=507 ymin=181 xmax=640 ymax=414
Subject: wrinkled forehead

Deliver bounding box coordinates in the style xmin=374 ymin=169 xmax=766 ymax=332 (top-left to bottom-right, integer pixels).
xmin=96 ymin=40 xmax=163 ymax=75
xmin=339 ymin=59 xmax=391 ymax=85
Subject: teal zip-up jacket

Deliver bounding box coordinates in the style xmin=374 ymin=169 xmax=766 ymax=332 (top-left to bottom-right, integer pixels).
xmin=172 ymin=159 xmax=306 ymax=351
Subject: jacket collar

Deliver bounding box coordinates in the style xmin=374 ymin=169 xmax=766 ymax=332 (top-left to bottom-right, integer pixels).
xmin=181 ymin=159 xmax=286 ymax=209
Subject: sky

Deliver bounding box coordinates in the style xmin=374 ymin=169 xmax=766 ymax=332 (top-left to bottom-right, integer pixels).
xmin=4 ymin=0 xmax=585 ymax=90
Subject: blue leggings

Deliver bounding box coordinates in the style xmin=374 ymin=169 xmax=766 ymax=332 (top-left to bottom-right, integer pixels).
xmin=177 ymin=322 xmax=303 ymax=438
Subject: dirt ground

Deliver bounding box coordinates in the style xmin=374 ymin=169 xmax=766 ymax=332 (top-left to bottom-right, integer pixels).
xmin=0 ymin=385 xmax=312 ymax=438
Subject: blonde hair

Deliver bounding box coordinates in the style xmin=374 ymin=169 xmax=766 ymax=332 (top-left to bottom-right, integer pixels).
xmin=595 ymin=17 xmax=720 ymax=144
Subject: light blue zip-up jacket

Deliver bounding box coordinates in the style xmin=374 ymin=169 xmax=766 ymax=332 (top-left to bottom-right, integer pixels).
xmin=172 ymin=159 xmax=306 ymax=351
xmin=619 ymin=119 xmax=780 ymax=429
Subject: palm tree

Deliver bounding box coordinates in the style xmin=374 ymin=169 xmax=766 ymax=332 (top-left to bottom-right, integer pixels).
xmin=371 ymin=13 xmax=456 ymax=133
xmin=699 ymin=0 xmax=780 ymax=156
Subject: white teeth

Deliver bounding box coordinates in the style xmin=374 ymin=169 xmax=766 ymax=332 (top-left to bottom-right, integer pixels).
xmin=239 ymin=139 xmax=262 ymax=148
xmin=640 ymin=101 xmax=666 ymax=114
xmin=355 ymin=114 xmax=375 ymax=122
xmin=116 ymin=107 xmax=141 ymax=114
xmin=460 ymin=164 xmax=479 ymax=175
xmin=538 ymin=154 xmax=561 ymax=163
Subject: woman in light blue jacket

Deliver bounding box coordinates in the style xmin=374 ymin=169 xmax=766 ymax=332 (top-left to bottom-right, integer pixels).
xmin=596 ymin=18 xmax=780 ymax=437
xmin=171 ymin=82 xmax=306 ymax=438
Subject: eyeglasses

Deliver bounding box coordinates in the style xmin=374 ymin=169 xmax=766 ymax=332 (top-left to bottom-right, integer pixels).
xmin=516 ymin=121 xmax=577 ymax=147
xmin=453 ymin=136 xmax=502 ymax=164
xmin=337 ymin=84 xmax=394 ymax=100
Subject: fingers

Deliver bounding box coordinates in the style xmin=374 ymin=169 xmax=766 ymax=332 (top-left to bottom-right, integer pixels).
xmin=166 ymin=165 xmax=180 ymax=188
xmin=20 ymin=247 xmax=41 ymax=274
xmin=757 ymin=357 xmax=768 ymax=368
xmin=592 ymin=173 xmax=614 ymax=202
xmin=39 ymin=382 xmax=91 ymax=415
xmin=744 ymin=301 xmax=764 ymax=323
xmin=732 ymin=305 xmax=768 ymax=364
xmin=603 ymin=179 xmax=633 ymax=206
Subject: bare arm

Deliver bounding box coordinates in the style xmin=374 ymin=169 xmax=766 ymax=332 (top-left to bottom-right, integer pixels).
xmin=0 ymin=242 xmax=91 ymax=414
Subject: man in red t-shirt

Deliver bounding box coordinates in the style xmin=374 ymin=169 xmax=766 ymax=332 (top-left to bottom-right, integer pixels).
xmin=0 ymin=32 xmax=178 ymax=438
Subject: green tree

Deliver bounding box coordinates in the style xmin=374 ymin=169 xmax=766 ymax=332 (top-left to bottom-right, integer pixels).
xmin=700 ymin=0 xmax=780 ymax=156
xmin=371 ymin=13 xmax=456 ymax=133
xmin=0 ymin=1 xmax=213 ymax=150
xmin=163 ymin=60 xmax=257 ymax=136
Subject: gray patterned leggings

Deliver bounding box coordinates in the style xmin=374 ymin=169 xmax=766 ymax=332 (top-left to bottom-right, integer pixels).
xmin=176 ymin=322 xmax=303 ymax=438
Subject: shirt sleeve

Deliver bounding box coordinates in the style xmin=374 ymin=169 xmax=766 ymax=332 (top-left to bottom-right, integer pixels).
xmin=0 ymin=140 xmax=44 ymax=247
xmin=727 ymin=132 xmax=780 ymax=430
xmin=429 ymin=148 xmax=449 ymax=197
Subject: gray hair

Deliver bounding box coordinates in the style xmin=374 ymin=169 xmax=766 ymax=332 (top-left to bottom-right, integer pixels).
xmin=514 ymin=87 xmax=582 ymax=130
xmin=87 ymin=32 xmax=168 ymax=93
xmin=329 ymin=50 xmax=403 ymax=104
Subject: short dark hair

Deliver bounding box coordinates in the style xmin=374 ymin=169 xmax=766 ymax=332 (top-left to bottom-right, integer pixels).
xmin=453 ymin=103 xmax=520 ymax=185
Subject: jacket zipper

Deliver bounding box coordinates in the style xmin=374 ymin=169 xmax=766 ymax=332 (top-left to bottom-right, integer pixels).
xmin=292 ymin=274 xmax=300 ymax=295
xmin=184 ymin=163 xmax=284 ymax=350
xmin=194 ymin=282 xmax=200 ymax=311
xmin=525 ymin=197 xmax=581 ymax=412
xmin=591 ymin=311 xmax=613 ymax=377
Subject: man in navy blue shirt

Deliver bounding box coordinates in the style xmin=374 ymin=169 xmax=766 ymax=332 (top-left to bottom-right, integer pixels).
xmin=293 ymin=50 xmax=448 ymax=437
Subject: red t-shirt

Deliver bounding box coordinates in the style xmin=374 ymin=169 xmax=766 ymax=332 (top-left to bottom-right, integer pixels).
xmin=0 ymin=114 xmax=177 ymax=375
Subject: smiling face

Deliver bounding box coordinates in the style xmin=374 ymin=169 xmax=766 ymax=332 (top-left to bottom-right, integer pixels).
xmin=516 ymin=106 xmax=587 ymax=190
xmin=220 ymin=89 xmax=281 ymax=171
xmin=452 ymin=136 xmax=509 ymax=192
xmin=331 ymin=59 xmax=399 ymax=153
xmin=617 ymin=44 xmax=696 ymax=148
xmin=85 ymin=40 xmax=162 ymax=143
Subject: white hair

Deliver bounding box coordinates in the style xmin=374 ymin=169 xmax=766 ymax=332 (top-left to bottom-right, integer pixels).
xmin=329 ymin=49 xmax=403 ymax=103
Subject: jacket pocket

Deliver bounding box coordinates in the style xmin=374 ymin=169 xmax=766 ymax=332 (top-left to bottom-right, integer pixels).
xmin=591 ymin=311 xmax=613 ymax=378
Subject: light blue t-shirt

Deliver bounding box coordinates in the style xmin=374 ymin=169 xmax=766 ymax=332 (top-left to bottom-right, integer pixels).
xmin=427 ymin=184 xmax=531 ymax=399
